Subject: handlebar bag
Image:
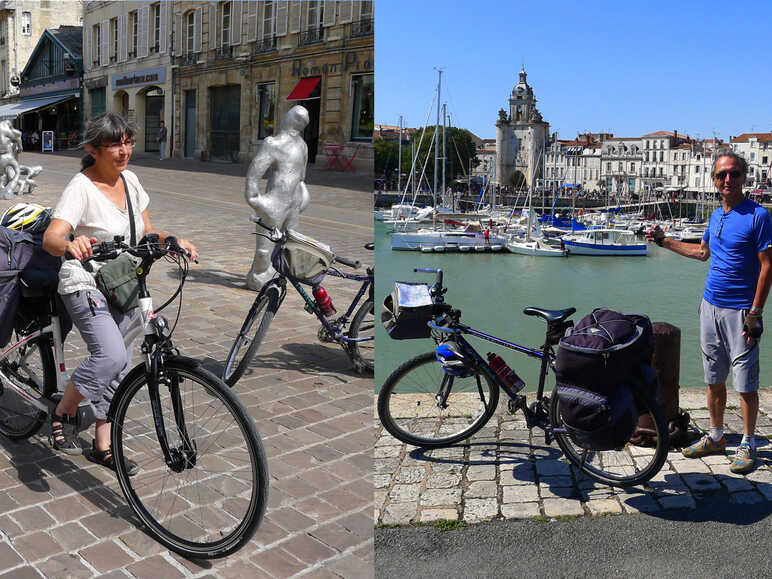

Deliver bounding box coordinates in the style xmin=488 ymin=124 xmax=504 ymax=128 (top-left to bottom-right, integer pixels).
xmin=94 ymin=253 xmax=140 ymax=312
xmin=381 ymin=282 xmax=434 ymax=340
xmin=271 ymin=229 xmax=334 ymax=286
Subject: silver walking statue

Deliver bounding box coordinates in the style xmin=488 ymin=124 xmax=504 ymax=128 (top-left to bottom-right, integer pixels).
xmin=245 ymin=105 xmax=310 ymax=290
xmin=0 ymin=120 xmax=43 ymax=199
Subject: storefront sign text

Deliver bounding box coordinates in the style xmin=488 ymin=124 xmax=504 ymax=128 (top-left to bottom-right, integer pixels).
xmin=111 ymin=67 xmax=166 ymax=90
xmin=21 ymin=77 xmax=79 ymax=98
xmin=291 ymin=51 xmax=373 ymax=78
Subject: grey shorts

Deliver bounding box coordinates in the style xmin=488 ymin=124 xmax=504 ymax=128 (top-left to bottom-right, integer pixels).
xmin=61 ymin=289 xmax=138 ymax=420
xmin=699 ymin=298 xmax=759 ymax=393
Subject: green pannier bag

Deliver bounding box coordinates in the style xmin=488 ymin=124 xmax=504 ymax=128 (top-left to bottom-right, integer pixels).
xmin=95 ymin=253 xmax=139 ymax=312
xmin=271 ymin=230 xmax=334 ymax=286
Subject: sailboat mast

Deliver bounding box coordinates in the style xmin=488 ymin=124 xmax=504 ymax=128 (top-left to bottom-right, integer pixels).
xmin=442 ymin=103 xmax=447 ymax=207
xmin=398 ymin=115 xmax=403 ymax=194
xmin=433 ymin=69 xmax=442 ymax=208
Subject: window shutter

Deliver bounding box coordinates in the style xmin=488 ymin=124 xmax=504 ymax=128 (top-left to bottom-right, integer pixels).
xmin=339 ymin=1 xmax=353 ymax=24
xmin=230 ymin=0 xmax=242 ymax=45
xmin=352 ymin=0 xmax=361 ymax=21
xmin=138 ymin=5 xmax=149 ymax=58
xmin=289 ymin=1 xmax=300 ymax=34
xmin=119 ymin=13 xmax=128 ymax=62
xmin=275 ymin=1 xmax=288 ymax=36
xmin=100 ymin=20 xmax=108 ymax=66
xmin=174 ymin=12 xmax=182 ymax=55
xmin=195 ymin=8 xmax=202 ymax=52
xmin=323 ymin=2 xmax=335 ymax=26
xmin=247 ymin=0 xmax=257 ymax=42
xmin=209 ymin=4 xmax=217 ymax=49
xmin=159 ymin=0 xmax=168 ymax=54
xmin=84 ymin=26 xmax=91 ymax=71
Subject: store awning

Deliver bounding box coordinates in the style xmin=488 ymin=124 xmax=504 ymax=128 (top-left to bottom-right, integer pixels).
xmin=287 ymin=77 xmax=321 ymax=101
xmin=0 ymin=92 xmax=78 ymax=121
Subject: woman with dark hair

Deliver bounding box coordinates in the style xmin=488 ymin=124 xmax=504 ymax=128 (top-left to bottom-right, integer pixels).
xmin=42 ymin=112 xmax=198 ymax=473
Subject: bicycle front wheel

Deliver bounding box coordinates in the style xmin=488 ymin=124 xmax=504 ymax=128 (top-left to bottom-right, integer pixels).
xmin=347 ymin=298 xmax=374 ymax=375
xmin=0 ymin=332 xmax=56 ymax=439
xmin=550 ymin=381 xmax=669 ymax=488
xmin=378 ymin=351 xmax=499 ymax=448
xmin=111 ymin=362 xmax=269 ymax=559
xmin=223 ymin=287 xmax=280 ymax=387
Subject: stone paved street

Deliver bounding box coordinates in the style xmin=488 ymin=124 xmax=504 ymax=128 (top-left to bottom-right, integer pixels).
xmin=0 ymin=151 xmax=373 ymax=578
xmin=375 ymin=387 xmax=772 ymax=525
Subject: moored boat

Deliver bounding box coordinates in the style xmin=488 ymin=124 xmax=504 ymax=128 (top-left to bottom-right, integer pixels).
xmin=562 ymin=228 xmax=648 ymax=256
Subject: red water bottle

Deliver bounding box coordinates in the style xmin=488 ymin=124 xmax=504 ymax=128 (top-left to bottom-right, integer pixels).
xmin=312 ymin=285 xmax=336 ymax=317
xmin=487 ymin=353 xmax=525 ymax=396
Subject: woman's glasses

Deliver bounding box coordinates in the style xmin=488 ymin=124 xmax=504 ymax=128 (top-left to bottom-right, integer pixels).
xmin=101 ymin=138 xmax=136 ymax=152
xmin=713 ymin=170 xmax=742 ymax=181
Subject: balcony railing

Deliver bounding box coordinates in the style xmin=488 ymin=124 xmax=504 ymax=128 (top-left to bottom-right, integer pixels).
xmin=349 ymin=17 xmax=373 ymax=38
xmin=213 ymin=45 xmax=233 ymax=61
xmin=179 ymin=52 xmax=197 ymax=66
xmin=253 ymin=35 xmax=276 ymax=54
xmin=298 ymin=27 xmax=323 ymax=46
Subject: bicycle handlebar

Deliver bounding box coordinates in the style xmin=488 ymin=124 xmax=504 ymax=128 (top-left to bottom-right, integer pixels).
xmin=84 ymin=234 xmax=190 ymax=266
xmin=427 ymin=319 xmax=460 ymax=334
xmin=335 ymin=255 xmax=360 ymax=269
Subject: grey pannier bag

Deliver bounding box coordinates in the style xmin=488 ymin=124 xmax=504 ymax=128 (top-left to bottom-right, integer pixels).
xmin=381 ymin=282 xmax=436 ymax=340
xmin=271 ymin=229 xmax=335 ymax=286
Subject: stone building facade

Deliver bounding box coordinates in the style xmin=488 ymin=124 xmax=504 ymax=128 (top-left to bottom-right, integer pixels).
xmin=730 ymin=133 xmax=772 ymax=189
xmin=495 ymin=67 xmax=549 ymax=187
xmin=0 ymin=0 xmax=82 ymax=100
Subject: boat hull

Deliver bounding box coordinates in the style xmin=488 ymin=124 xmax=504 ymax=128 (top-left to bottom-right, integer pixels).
xmin=563 ymin=240 xmax=648 ymax=256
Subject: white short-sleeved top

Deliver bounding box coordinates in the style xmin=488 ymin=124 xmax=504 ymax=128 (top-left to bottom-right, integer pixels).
xmin=52 ymin=169 xmax=150 ymax=243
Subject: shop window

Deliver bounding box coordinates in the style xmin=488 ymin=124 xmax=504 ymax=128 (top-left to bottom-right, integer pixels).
xmin=257 ymin=82 xmax=275 ymax=140
xmin=129 ymin=11 xmax=138 ymax=57
xmin=350 ymin=73 xmax=373 ymax=141
xmin=90 ymin=87 xmax=106 ymax=116
xmin=21 ymin=12 xmax=31 ymax=35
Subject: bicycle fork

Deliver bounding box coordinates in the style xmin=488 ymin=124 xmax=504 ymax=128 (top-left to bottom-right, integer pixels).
xmin=146 ymin=349 xmax=197 ymax=473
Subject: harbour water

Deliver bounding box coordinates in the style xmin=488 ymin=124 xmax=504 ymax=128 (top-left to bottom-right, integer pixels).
xmin=375 ymin=220 xmax=772 ymax=391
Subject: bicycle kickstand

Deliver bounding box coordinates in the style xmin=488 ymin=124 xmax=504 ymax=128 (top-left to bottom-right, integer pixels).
xmin=507 ymin=395 xmax=528 ymax=417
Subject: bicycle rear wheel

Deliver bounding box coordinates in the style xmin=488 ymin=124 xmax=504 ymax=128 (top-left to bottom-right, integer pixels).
xmin=110 ymin=361 xmax=268 ymax=559
xmin=0 ymin=333 xmax=56 ymax=439
xmin=378 ymin=351 xmax=499 ymax=448
xmin=222 ymin=286 xmax=280 ymax=387
xmin=550 ymin=381 xmax=669 ymax=487
xmin=347 ymin=298 xmax=374 ymax=375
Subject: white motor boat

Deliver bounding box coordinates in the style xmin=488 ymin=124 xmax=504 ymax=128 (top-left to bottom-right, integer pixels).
xmin=507 ymin=237 xmax=566 ymax=257
xmin=392 ymin=223 xmax=508 ymax=252
xmin=562 ymin=229 xmax=648 ymax=256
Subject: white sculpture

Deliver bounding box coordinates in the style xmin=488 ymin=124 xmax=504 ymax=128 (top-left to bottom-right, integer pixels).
xmin=0 ymin=120 xmax=43 ymax=199
xmin=245 ymin=105 xmax=310 ymax=290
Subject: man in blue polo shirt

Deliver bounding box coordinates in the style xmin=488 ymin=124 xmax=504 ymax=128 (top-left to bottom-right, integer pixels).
xmin=650 ymin=151 xmax=772 ymax=474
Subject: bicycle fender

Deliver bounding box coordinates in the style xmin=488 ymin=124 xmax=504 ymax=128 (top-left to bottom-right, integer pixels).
xmin=105 ymin=356 xmax=204 ymax=422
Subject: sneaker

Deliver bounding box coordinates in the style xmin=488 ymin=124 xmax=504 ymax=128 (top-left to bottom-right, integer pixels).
xmin=730 ymin=443 xmax=757 ymax=474
xmin=682 ymin=434 xmax=726 ymax=458
xmin=49 ymin=413 xmax=82 ymax=455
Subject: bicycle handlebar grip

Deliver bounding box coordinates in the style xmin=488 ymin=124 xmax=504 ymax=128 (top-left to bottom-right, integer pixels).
xmin=335 ymin=255 xmax=360 ymax=269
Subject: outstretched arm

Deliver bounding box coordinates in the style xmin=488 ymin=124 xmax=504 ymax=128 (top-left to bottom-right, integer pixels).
xmin=662 ymin=238 xmax=710 ymax=261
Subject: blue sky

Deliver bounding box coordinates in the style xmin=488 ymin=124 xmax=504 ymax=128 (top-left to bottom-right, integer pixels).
xmin=376 ymin=0 xmax=772 ymax=141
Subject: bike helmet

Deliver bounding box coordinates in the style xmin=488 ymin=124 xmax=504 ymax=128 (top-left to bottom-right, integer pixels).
xmin=435 ymin=341 xmax=473 ymax=377
xmin=1 ymin=203 xmax=51 ymax=234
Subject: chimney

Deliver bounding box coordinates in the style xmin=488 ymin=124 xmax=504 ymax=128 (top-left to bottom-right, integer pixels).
xmin=674 ymin=129 xmax=678 ymax=141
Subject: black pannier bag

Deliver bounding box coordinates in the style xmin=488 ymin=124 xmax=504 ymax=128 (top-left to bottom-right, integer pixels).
xmin=381 ymin=282 xmax=435 ymax=340
xmin=0 ymin=226 xmax=63 ymax=347
xmin=554 ymin=308 xmax=655 ymax=450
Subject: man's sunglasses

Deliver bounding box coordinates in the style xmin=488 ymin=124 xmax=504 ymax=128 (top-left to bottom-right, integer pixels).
xmin=713 ymin=170 xmax=742 ymax=180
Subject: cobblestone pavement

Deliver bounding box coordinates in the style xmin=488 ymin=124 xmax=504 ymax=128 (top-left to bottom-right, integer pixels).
xmin=375 ymin=387 xmax=772 ymax=525
xmin=0 ymin=152 xmax=374 ymax=578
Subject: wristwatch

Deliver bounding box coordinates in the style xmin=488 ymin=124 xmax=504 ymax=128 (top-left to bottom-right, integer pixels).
xmin=750 ymin=306 xmax=763 ymax=314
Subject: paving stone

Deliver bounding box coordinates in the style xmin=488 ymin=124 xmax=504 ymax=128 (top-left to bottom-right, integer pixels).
xmin=426 ymin=472 xmax=462 ymax=489
xmin=394 ymin=467 xmax=425 ymax=484
xmin=463 ymin=499 xmax=498 ymax=522
xmin=465 ymin=465 xmax=496 ymax=481
xmin=681 ymin=472 xmax=723 ymax=492
xmin=11 ymin=532 xmax=62 ymax=563
xmin=420 ymin=488 xmax=462 ymax=507
xmin=251 ymin=546 xmax=307 ymax=577
xmin=729 ymin=490 xmax=766 ymax=504
xmin=0 ymin=542 xmax=23 ymax=572
xmin=388 ymin=484 xmax=420 ymax=503
xmin=539 ymin=485 xmax=577 ymax=500
xmin=78 ymin=540 xmax=134 ymax=573
xmin=0 ymin=566 xmax=42 ymax=579
xmin=418 ymin=508 xmax=459 ymax=522
xmin=671 ymin=459 xmax=713 ymax=474
xmin=309 ymin=523 xmax=363 ymax=552
xmin=585 ymin=498 xmax=623 ymax=515
xmin=374 ymin=474 xmax=392 ymax=489
xmin=380 ymin=502 xmax=417 ymax=525
xmin=11 ymin=507 xmax=56 ymax=533
xmin=542 ymin=498 xmax=584 ymax=517
xmin=50 ymin=523 xmax=97 ymax=553
xmin=36 ymin=553 xmax=93 ymax=578
xmin=500 ymin=502 xmax=541 ymax=519
xmin=618 ymin=492 xmax=661 ymax=514
xmin=465 ymin=481 xmax=498 ymax=498
xmin=658 ymin=494 xmax=697 ymax=510
xmin=535 ymin=460 xmax=572 ymax=477
xmin=502 ymin=484 xmax=539 ymax=503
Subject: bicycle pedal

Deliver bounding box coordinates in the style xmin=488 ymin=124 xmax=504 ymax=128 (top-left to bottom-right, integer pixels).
xmin=317 ymin=325 xmax=335 ymax=343
xmin=507 ymin=399 xmax=518 ymax=414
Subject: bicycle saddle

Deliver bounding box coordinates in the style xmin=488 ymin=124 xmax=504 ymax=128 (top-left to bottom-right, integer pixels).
xmin=523 ymin=306 xmax=576 ymax=323
xmin=364 ymin=242 xmax=374 ymax=250
xmin=19 ymin=268 xmax=59 ymax=298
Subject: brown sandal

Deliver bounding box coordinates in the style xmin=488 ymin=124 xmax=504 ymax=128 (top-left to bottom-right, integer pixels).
xmin=49 ymin=413 xmax=82 ymax=455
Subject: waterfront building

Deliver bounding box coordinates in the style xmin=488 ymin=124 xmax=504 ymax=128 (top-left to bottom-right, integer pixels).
xmin=544 ymin=134 xmax=601 ymax=193
xmin=473 ymin=138 xmax=495 ymax=179
xmin=730 ymin=133 xmax=772 ymax=189
xmin=495 ymin=66 xmax=549 ymax=188
xmin=0 ymin=0 xmax=82 ymax=102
